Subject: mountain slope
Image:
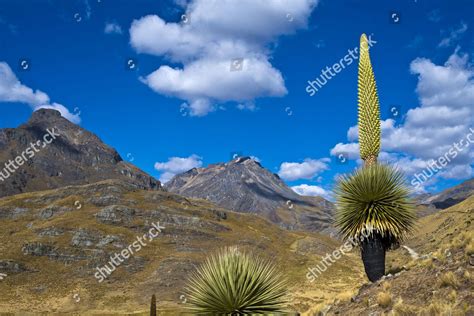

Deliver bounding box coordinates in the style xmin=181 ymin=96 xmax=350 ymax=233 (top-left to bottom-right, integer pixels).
xmin=166 ymin=156 xmax=335 ymax=233
xmin=412 ymin=178 xmax=474 ymax=217
xmin=0 ymin=109 xmax=161 ymax=197
xmin=0 ymin=180 xmax=357 ymax=314
xmin=425 ymin=178 xmax=474 ymax=209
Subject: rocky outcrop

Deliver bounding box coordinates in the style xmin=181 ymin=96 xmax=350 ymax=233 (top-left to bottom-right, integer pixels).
xmin=0 ymin=260 xmax=29 ymax=274
xmin=95 ymin=205 xmax=136 ymax=225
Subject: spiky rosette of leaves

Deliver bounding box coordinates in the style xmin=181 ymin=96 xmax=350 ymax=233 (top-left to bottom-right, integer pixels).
xmin=334 ymin=164 xmax=416 ymax=245
xmin=185 ymin=247 xmax=288 ymax=315
xmin=358 ymin=33 xmax=381 ymax=162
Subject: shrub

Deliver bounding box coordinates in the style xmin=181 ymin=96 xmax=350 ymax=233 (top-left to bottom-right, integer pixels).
xmin=447 ymin=289 xmax=457 ymax=303
xmin=439 ymin=271 xmax=460 ymax=289
xmin=452 ymin=231 xmax=474 ymax=255
xmin=376 ymin=291 xmax=392 ymax=308
xmin=392 ymin=298 xmax=418 ymax=316
xmin=381 ymin=281 xmax=391 ymax=292
xmin=420 ymin=302 xmax=458 ymax=316
xmin=463 ymin=270 xmax=472 ymax=281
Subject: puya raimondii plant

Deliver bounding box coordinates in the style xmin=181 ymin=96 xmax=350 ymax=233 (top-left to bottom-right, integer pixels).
xmin=184 ymin=247 xmax=288 ymax=315
xmin=334 ymin=34 xmax=416 ymax=282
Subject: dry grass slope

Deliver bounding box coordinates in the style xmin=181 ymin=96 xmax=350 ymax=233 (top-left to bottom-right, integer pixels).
xmin=0 ymin=180 xmax=357 ymax=315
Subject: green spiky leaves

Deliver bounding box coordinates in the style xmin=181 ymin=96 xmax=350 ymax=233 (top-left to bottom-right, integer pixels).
xmin=185 ymin=247 xmax=288 ymax=315
xmin=334 ymin=164 xmax=416 ymax=244
xmin=358 ymin=33 xmax=381 ymax=162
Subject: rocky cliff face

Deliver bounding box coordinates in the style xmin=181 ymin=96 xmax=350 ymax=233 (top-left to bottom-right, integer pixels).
xmin=166 ymin=156 xmax=335 ymax=233
xmin=0 ymin=109 xmax=161 ymax=197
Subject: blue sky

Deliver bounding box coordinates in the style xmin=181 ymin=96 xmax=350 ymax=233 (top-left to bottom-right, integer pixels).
xmin=0 ymin=0 xmax=473 ymax=198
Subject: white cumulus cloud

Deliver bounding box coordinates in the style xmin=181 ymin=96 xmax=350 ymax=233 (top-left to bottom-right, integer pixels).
xmin=154 ymin=154 xmax=203 ymax=183
xmin=129 ymin=0 xmax=318 ymax=116
xmin=278 ymin=158 xmax=330 ymax=181
xmin=0 ymin=62 xmax=81 ymax=123
xmin=291 ymin=184 xmax=332 ymax=200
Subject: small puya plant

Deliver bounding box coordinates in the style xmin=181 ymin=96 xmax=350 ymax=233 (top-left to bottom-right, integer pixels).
xmin=184 ymin=247 xmax=288 ymax=314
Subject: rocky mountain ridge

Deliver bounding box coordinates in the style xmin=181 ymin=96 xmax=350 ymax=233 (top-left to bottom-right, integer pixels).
xmin=0 ymin=109 xmax=161 ymax=198
xmin=166 ymin=156 xmax=335 ymax=233
xmin=414 ymin=178 xmax=474 ymax=217
xmin=424 ymin=178 xmax=474 ymax=209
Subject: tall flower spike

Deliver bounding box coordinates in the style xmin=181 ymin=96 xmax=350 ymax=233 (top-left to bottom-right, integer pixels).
xmin=358 ymin=33 xmax=381 ymax=165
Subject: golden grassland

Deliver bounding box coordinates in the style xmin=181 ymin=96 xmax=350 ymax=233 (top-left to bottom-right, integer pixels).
xmin=0 ymin=182 xmax=471 ymax=315
xmin=0 ymin=181 xmax=359 ymax=314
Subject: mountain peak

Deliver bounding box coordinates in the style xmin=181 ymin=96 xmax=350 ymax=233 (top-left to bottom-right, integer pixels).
xmin=26 ymin=109 xmax=66 ymax=126
xmin=166 ymin=158 xmax=335 ymax=232
xmin=228 ymin=156 xmax=262 ymax=167
xmin=30 ymin=108 xmax=62 ymax=120
xmin=0 ymin=110 xmax=161 ymax=197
